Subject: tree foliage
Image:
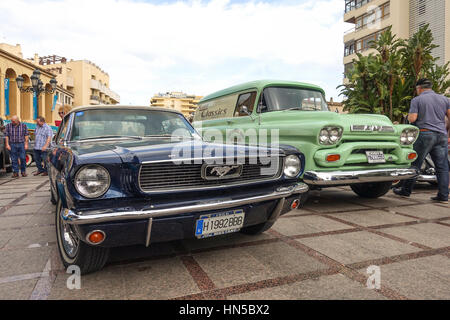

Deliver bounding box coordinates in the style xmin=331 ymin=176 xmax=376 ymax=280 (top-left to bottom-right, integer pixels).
xmin=338 ymin=25 xmax=450 ymax=122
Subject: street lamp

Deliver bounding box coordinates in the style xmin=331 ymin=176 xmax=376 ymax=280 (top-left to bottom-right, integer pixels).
xmin=16 ymin=68 xmax=58 ymax=119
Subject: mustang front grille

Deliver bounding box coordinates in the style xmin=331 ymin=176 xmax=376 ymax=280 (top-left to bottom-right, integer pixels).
xmin=139 ymin=158 xmax=283 ymax=192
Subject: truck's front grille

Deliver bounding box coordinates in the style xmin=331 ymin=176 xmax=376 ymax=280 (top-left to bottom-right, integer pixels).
xmin=139 ymin=157 xmax=283 ymax=192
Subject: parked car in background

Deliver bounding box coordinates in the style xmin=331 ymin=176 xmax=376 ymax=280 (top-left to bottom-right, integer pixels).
xmin=193 ymin=80 xmax=419 ymax=198
xmin=48 ymin=106 xmax=309 ymax=273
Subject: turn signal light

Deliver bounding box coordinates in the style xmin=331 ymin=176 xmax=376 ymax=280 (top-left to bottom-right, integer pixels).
xmin=87 ymin=231 xmax=105 ymax=244
xmin=326 ymin=154 xmax=341 ymax=162
xmin=408 ymin=153 xmax=417 ymax=160
xmin=291 ymin=199 xmax=300 ymax=209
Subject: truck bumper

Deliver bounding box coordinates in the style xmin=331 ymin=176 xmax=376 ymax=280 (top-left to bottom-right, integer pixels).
xmin=303 ymin=168 xmax=418 ymax=186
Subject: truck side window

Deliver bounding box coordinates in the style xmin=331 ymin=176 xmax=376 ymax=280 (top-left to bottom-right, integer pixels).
xmin=234 ymin=92 xmax=256 ymax=117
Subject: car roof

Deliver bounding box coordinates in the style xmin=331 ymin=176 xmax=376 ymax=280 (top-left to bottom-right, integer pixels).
xmin=199 ymin=80 xmax=326 ymax=103
xmin=67 ymin=105 xmax=183 ymax=116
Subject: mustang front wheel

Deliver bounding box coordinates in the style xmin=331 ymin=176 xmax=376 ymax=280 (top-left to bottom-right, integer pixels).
xmin=350 ymin=181 xmax=392 ymax=198
xmin=55 ymin=199 xmax=109 ymax=274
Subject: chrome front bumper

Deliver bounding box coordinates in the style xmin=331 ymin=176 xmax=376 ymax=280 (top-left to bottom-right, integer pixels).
xmin=416 ymin=175 xmax=437 ymax=182
xmin=303 ymin=168 xmax=418 ymax=186
xmin=62 ymin=183 xmax=309 ymax=225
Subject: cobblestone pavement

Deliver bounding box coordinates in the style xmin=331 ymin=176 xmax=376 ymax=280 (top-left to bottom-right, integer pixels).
xmin=0 ymin=167 xmax=449 ymax=300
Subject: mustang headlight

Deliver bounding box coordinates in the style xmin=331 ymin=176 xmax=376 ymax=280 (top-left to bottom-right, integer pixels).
xmin=319 ymin=126 xmax=343 ymax=145
xmin=74 ymin=165 xmax=111 ymax=198
xmin=400 ymin=128 xmax=419 ymax=145
xmin=284 ymin=155 xmax=301 ymax=178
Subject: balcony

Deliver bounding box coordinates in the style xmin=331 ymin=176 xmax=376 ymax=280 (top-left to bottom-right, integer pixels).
xmin=90 ymin=79 xmax=120 ymax=103
xmin=66 ymin=76 xmax=74 ymax=88
xmin=345 ymin=0 xmax=374 ymax=14
xmin=90 ymin=95 xmax=100 ymax=105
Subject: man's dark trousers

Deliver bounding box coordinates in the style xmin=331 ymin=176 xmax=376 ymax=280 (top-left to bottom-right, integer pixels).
xmin=34 ymin=149 xmax=47 ymax=173
xmin=401 ymin=131 xmax=449 ymax=200
xmin=10 ymin=143 xmax=26 ymax=173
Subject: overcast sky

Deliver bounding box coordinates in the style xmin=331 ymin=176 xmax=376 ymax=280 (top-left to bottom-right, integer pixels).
xmin=0 ymin=0 xmax=350 ymax=105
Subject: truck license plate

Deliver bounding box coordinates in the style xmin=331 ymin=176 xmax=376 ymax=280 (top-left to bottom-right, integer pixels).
xmin=366 ymin=151 xmax=386 ymax=164
xmin=195 ymin=210 xmax=245 ymax=239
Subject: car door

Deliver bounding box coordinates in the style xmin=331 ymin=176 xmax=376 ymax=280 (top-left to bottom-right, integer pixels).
xmin=226 ymin=91 xmax=259 ymax=145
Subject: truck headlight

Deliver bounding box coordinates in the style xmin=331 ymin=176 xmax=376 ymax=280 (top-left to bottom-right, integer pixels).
xmin=319 ymin=126 xmax=343 ymax=145
xmin=74 ymin=165 xmax=110 ymax=198
xmin=284 ymin=155 xmax=301 ymax=178
xmin=400 ymin=128 xmax=419 ymax=145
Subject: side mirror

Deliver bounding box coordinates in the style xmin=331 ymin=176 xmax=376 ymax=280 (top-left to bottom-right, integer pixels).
xmin=240 ymin=105 xmax=255 ymax=121
xmin=240 ymin=105 xmax=250 ymax=115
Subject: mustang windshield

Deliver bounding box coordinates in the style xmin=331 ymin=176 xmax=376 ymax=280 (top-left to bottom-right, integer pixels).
xmin=262 ymin=87 xmax=329 ymax=112
xmin=70 ymin=109 xmax=197 ymax=141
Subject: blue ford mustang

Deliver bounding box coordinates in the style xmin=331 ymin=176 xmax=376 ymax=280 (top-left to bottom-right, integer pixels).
xmin=47 ymin=106 xmax=308 ymax=274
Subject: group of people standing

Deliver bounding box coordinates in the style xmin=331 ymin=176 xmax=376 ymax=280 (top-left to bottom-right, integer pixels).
xmin=3 ymin=106 xmax=69 ymax=178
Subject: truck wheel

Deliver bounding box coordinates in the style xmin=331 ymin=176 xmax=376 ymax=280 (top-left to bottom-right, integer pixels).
xmin=56 ymin=199 xmax=109 ymax=274
xmin=240 ymin=221 xmax=275 ymax=235
xmin=350 ymin=181 xmax=392 ymax=198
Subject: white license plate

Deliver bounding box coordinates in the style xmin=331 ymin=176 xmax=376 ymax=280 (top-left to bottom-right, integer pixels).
xmin=195 ymin=210 xmax=245 ymax=239
xmin=366 ymin=151 xmax=386 ymax=163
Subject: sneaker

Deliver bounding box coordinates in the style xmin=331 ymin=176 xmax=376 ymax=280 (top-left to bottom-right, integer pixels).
xmin=430 ymin=196 xmax=448 ymax=204
xmin=12 ymin=172 xmax=19 ymax=178
xmin=393 ymin=188 xmax=410 ymax=198
xmin=21 ymin=172 xmax=27 ymax=177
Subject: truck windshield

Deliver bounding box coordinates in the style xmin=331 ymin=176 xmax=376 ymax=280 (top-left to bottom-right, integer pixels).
xmin=262 ymin=87 xmax=329 ymax=112
xmin=70 ymin=109 xmax=198 ymax=141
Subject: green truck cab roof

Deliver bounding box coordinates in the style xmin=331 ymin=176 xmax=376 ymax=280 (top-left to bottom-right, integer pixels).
xmin=199 ymin=80 xmax=326 ymax=103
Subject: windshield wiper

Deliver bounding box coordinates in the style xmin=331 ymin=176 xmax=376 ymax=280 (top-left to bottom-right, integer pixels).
xmin=78 ymin=135 xmax=143 ymax=141
xmin=144 ymin=135 xmax=194 ymax=139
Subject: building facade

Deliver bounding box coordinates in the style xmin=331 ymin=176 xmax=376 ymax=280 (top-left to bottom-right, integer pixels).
xmin=150 ymin=92 xmax=202 ymax=118
xmin=0 ymin=44 xmax=71 ymax=126
xmin=36 ymin=55 xmax=120 ymax=107
xmin=343 ymin=0 xmax=450 ymax=82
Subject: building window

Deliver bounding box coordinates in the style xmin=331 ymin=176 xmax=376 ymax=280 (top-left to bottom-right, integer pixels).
xmin=344 ymin=63 xmax=354 ymax=78
xmin=355 ymin=2 xmax=390 ymax=31
xmin=355 ymin=28 xmax=388 ymax=53
xmin=344 ymin=42 xmax=356 ymax=56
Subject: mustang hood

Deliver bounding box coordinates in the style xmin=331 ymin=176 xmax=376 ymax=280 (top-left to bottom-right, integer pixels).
xmin=68 ymin=138 xmax=282 ymax=164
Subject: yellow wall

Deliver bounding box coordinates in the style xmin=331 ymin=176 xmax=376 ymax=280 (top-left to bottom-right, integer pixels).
xmin=0 ymin=47 xmax=60 ymax=125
